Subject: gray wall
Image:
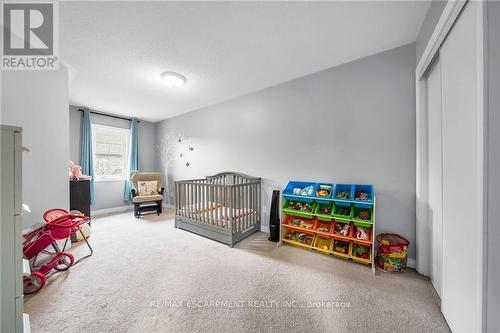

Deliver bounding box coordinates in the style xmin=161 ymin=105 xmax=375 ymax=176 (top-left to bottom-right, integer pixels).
xmin=155 ymin=43 xmax=417 ymax=258
xmin=69 ymin=105 xmax=156 ymax=211
xmin=415 ymin=0 xmax=446 ymax=63
xmin=487 ymin=2 xmax=500 ymax=331
xmin=1 ymin=67 xmax=69 ymax=228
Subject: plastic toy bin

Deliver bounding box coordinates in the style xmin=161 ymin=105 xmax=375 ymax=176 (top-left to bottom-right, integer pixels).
xmin=352 ymin=224 xmax=372 ymax=242
xmin=333 ymin=221 xmax=352 ymax=237
xmin=282 ymin=200 xmax=316 ymax=218
xmin=313 ymin=235 xmax=333 ymax=253
xmin=332 ymin=204 xmax=352 ymax=222
xmin=332 ymin=239 xmax=350 ymax=256
xmin=315 ymin=183 xmax=334 ymax=204
xmin=351 ymin=243 xmax=372 ymax=263
xmin=353 ymin=184 xmax=374 ymax=207
xmin=333 ymin=184 xmax=354 ymax=206
xmin=314 ymin=220 xmax=332 ymax=234
xmin=282 ymin=228 xmax=314 ymax=247
xmin=352 ymin=207 xmax=373 ymax=224
xmin=283 ymin=181 xmax=318 ymax=203
xmin=314 ymin=202 xmax=334 ymax=221
xmin=282 ymin=215 xmax=315 ymax=231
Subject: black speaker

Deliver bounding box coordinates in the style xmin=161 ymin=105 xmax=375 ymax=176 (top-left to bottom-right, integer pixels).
xmin=268 ymin=190 xmax=280 ymax=242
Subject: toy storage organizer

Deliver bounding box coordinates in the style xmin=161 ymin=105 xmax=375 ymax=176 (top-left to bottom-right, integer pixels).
xmin=175 ymin=172 xmax=261 ymax=247
xmin=281 ymin=181 xmax=376 ymax=270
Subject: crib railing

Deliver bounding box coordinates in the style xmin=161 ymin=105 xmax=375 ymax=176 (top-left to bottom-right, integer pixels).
xmin=175 ymin=172 xmax=261 ymax=233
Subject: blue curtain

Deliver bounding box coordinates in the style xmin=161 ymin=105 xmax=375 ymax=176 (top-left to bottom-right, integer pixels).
xmin=80 ymin=108 xmax=96 ymax=205
xmin=123 ymin=118 xmax=138 ymax=202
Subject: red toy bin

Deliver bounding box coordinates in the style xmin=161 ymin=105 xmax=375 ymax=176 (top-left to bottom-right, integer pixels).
xmin=352 ymin=224 xmax=372 ymax=243
xmin=282 ymin=215 xmax=315 ymax=231
xmin=332 ymin=221 xmax=352 ymax=238
xmin=314 ymin=220 xmax=332 ymax=234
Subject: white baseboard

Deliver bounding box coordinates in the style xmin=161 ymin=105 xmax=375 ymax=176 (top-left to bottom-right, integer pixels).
xmin=91 ymin=205 xmax=132 ymax=217
xmin=260 ymin=225 xmax=270 ymax=234
xmin=407 ymin=257 xmax=416 ymax=269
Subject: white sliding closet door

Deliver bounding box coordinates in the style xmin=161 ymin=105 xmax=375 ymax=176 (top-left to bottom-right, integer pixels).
xmin=427 ymin=58 xmax=442 ymax=299
xmin=440 ymin=1 xmax=483 ymax=331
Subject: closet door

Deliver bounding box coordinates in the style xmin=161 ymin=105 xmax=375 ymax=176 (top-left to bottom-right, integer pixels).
xmin=427 ymin=57 xmax=442 ymax=299
xmin=440 ymin=1 xmax=483 ymax=331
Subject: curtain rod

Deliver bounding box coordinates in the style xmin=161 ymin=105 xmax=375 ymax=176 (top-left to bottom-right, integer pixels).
xmin=77 ymin=108 xmax=140 ymax=123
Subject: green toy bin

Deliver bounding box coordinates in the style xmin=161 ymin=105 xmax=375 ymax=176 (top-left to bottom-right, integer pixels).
xmin=314 ymin=202 xmax=334 ymax=221
xmin=282 ymin=200 xmax=316 ymax=219
xmin=332 ymin=204 xmax=352 ymax=222
xmin=352 ymin=206 xmax=373 ymax=224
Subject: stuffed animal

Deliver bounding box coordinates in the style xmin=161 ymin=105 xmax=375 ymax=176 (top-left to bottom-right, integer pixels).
xmin=340 ymin=224 xmax=350 ymax=236
xmin=69 ymin=160 xmax=91 ymax=181
xmin=69 ymin=160 xmax=82 ymax=180
xmin=356 ymin=227 xmax=369 ymax=240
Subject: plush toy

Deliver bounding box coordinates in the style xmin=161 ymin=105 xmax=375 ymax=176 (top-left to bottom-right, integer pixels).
xmin=356 ymin=227 xmax=369 ymax=240
xmin=69 ymin=160 xmax=91 ymax=181
xmin=340 ymin=224 xmax=350 ymax=236
xmin=69 ymin=160 xmax=82 ymax=180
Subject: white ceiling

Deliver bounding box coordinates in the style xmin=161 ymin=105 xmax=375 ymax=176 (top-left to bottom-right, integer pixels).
xmin=61 ymin=1 xmax=430 ymax=122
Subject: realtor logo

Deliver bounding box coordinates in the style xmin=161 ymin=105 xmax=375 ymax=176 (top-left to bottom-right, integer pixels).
xmin=1 ymin=1 xmax=58 ymax=70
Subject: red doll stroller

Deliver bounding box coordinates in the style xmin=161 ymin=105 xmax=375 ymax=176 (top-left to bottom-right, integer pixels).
xmin=23 ymin=209 xmax=93 ymax=294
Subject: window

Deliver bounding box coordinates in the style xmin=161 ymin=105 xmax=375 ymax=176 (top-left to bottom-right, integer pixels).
xmin=92 ymin=124 xmax=130 ymax=181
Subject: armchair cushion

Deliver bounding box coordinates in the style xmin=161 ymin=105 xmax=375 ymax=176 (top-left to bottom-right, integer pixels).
xmin=133 ymin=194 xmax=163 ymax=203
xmin=130 ymin=172 xmax=163 ymax=193
xmin=137 ymin=180 xmax=158 ymax=195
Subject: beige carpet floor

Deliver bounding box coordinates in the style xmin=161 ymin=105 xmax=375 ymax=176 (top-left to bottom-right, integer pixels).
xmin=25 ymin=210 xmax=450 ymax=333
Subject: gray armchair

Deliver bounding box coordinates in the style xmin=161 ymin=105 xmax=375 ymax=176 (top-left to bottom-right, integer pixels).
xmin=130 ymin=171 xmax=164 ymax=218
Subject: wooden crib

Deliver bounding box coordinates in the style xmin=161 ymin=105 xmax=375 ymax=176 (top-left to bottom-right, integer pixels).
xmin=175 ymin=172 xmax=261 ymax=247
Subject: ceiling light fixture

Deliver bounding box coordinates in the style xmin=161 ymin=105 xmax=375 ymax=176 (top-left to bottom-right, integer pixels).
xmin=160 ymin=71 xmax=187 ymax=88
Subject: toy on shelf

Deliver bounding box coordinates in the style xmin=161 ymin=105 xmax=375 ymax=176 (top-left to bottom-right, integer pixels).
xmin=333 ymin=240 xmax=349 ymax=254
xmin=334 ymin=205 xmax=351 ymax=218
xmin=284 ymin=231 xmax=314 ymax=246
xmin=290 ymin=218 xmax=313 ymax=229
xmin=355 ymin=226 xmax=369 ymax=240
xmin=298 ymin=185 xmax=314 ymax=196
xmin=314 ymin=236 xmax=332 ymax=252
xmin=355 ymin=191 xmax=370 ymax=201
xmin=316 ymin=184 xmax=332 ymax=198
xmin=352 ymin=244 xmax=370 ymax=260
xmin=356 ymin=209 xmax=371 ymax=221
xmin=318 ymin=205 xmax=332 ymax=215
xmin=336 ymin=191 xmax=351 ymax=199
xmin=353 ymin=185 xmax=373 ymax=203
xmin=315 ymin=221 xmax=331 ymax=233
xmin=288 ymin=201 xmax=313 ymax=212
xmin=339 ymin=223 xmax=350 ymax=236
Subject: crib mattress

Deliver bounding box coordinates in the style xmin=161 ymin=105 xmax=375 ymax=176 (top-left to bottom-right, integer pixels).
xmin=178 ymin=206 xmax=257 ymax=227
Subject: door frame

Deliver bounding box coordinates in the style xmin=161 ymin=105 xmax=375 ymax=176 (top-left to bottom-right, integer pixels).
xmin=415 ymin=0 xmax=488 ymax=330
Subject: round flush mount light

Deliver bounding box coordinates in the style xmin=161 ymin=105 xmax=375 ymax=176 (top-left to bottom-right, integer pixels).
xmin=160 ymin=71 xmax=187 ymax=88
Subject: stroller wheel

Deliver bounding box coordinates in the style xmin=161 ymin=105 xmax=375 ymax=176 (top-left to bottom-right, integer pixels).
xmin=54 ymin=252 xmax=74 ymax=271
xmin=24 ymin=272 xmax=46 ymax=294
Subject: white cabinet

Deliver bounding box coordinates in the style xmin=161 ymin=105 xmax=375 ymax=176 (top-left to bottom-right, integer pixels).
xmin=1 ymin=125 xmax=25 ymax=333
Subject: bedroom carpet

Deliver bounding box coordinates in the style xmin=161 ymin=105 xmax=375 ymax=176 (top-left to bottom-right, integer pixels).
xmin=25 ymin=210 xmax=450 ymax=333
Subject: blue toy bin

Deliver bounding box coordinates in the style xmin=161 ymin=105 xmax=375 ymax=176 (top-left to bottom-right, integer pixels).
xmin=353 ymin=184 xmax=374 ymax=208
xmin=333 ymin=184 xmax=354 ymax=206
xmin=283 ymin=181 xmax=318 ymax=203
xmin=315 ymin=183 xmax=334 ymax=204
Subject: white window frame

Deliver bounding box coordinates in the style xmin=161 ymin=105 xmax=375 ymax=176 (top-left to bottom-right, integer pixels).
xmin=91 ymin=124 xmax=130 ymax=182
